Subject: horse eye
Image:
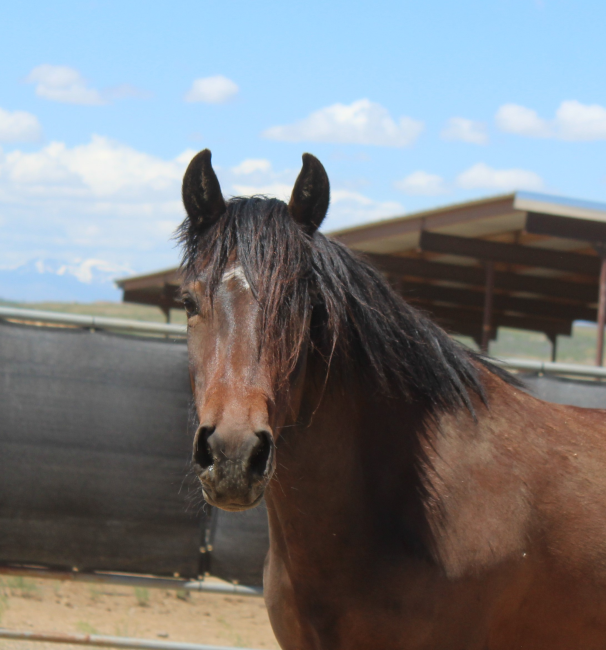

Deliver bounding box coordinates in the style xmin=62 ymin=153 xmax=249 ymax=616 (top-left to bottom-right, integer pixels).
xmin=182 ymin=296 xmax=199 ymax=318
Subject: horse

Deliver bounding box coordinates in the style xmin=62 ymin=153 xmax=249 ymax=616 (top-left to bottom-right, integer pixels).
xmin=178 ymin=149 xmax=606 ymax=649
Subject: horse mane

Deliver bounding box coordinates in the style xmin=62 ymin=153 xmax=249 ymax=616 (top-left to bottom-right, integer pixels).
xmin=178 ymin=196 xmax=519 ymax=417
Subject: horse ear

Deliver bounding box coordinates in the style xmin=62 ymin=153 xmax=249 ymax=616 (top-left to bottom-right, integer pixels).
xmin=182 ymin=149 xmax=226 ymax=227
xmin=288 ymin=153 xmax=330 ymax=235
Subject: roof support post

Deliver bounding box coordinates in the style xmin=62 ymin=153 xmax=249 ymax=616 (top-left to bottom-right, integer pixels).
xmin=596 ymin=254 xmax=606 ymax=366
xmin=481 ymin=261 xmax=495 ymax=354
xmin=548 ymin=333 xmax=558 ymax=363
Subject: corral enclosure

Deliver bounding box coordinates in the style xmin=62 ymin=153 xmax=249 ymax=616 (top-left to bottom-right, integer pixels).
xmin=0 ymin=576 xmax=279 ymax=650
xmin=2 ymin=311 xmax=606 ymax=590
xmin=1 ymin=308 xmax=606 ymax=650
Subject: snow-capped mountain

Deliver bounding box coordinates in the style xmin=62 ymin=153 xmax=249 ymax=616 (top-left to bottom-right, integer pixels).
xmin=0 ymin=258 xmax=133 ymax=302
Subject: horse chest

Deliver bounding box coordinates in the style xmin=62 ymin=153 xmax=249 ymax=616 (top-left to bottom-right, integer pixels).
xmin=269 ymin=575 xmax=606 ymax=650
xmin=268 ymin=585 xmax=493 ymax=650
xmin=265 ymin=546 xmax=498 ymax=650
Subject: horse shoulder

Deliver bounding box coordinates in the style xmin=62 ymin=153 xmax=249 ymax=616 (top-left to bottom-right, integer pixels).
xmin=422 ymin=380 xmax=606 ymax=581
xmin=525 ymin=401 xmax=606 ymax=579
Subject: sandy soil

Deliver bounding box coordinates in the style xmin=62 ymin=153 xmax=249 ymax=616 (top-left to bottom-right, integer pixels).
xmin=0 ymin=577 xmax=279 ymax=650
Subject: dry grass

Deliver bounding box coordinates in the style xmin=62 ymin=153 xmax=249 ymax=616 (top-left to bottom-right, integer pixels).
xmin=0 ymin=577 xmax=278 ymax=650
xmin=0 ymin=300 xmax=187 ymax=325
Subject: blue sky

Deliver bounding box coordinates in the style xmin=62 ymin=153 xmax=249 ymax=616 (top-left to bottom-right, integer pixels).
xmin=1 ymin=0 xmax=606 ymax=298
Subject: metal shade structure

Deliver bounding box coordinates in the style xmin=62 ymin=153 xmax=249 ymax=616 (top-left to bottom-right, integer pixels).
xmin=115 ymin=267 xmax=183 ymax=318
xmin=117 ymin=191 xmax=606 ymax=364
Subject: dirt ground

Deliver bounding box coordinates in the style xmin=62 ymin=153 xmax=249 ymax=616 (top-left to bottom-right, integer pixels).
xmin=0 ymin=576 xmax=279 ymax=650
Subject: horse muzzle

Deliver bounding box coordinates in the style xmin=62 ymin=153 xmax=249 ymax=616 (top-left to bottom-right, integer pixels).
xmin=193 ymin=426 xmax=275 ymax=511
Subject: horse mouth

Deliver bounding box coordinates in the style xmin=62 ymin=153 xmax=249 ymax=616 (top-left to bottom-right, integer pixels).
xmin=201 ymin=485 xmax=266 ymax=512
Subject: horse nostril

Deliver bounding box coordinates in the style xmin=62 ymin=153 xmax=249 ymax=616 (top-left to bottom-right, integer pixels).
xmin=194 ymin=426 xmax=215 ymax=469
xmin=249 ymin=430 xmax=273 ymax=478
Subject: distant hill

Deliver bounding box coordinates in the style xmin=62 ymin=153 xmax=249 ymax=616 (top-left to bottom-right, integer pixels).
xmin=0 ymin=258 xmax=132 ymax=302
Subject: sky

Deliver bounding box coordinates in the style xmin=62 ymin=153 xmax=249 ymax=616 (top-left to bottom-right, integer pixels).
xmin=1 ymin=0 xmax=606 ymax=298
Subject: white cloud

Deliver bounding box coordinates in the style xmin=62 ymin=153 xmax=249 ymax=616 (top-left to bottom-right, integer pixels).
xmin=1 ymin=135 xmax=194 ymax=197
xmin=226 ymin=157 xmax=296 ymax=200
xmin=441 ymin=117 xmax=488 ymax=144
xmin=231 ymin=159 xmax=272 ymax=175
xmin=495 ymin=104 xmax=551 ymax=137
xmin=395 ymin=171 xmax=446 ymax=196
xmin=225 ymin=156 xmax=402 ymax=229
xmin=555 ymin=100 xmax=606 ymax=141
xmin=0 ymin=137 xmax=198 ymax=277
xmin=0 ymin=107 xmax=42 ymax=142
xmin=496 ymin=100 xmax=606 ymax=141
xmin=34 ymin=257 xmax=133 ymax=284
xmin=185 ymin=75 xmax=239 ymax=104
xmin=456 ymin=163 xmax=544 ymax=191
xmin=263 ymin=99 xmax=424 ymax=147
xmin=0 ymin=143 xmax=405 ymax=286
xmin=231 ymin=182 xmax=292 ymax=201
xmin=26 ymin=64 xmax=105 ymax=105
xmin=325 ymin=190 xmax=404 ymax=230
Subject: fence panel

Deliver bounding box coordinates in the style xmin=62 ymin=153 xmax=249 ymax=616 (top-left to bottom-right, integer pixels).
xmin=0 ymin=321 xmax=201 ymax=577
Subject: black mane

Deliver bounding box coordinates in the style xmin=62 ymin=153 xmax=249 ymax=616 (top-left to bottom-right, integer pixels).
xmin=178 ymin=196 xmax=517 ymax=416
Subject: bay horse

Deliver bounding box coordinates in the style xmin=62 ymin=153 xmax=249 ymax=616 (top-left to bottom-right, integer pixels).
xmin=179 ymin=149 xmax=606 ymax=649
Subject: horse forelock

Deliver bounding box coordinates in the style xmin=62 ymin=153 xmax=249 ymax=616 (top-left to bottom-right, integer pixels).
xmin=177 ymin=195 xmax=520 ymax=415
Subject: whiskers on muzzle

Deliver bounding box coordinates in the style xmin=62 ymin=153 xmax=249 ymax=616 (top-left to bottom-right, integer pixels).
xmin=192 ymin=426 xmax=275 ymax=511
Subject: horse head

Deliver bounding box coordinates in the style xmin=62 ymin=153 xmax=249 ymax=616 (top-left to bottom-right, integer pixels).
xmin=179 ymin=150 xmax=330 ymax=511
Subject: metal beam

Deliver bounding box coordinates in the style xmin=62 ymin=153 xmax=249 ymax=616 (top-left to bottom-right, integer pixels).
xmin=416 ymin=310 xmax=484 ymax=343
xmin=123 ymin=288 xmax=183 ymax=311
xmin=0 ymin=306 xmax=187 ymax=337
xmin=335 ymin=195 xmax=515 ymax=249
xmin=419 ymin=231 xmax=601 ymax=276
xmin=366 ymin=253 xmax=598 ymax=304
xmin=493 ymin=357 xmax=606 ymax=379
xmin=0 ymin=629 xmax=259 ymax=650
xmin=115 ymin=268 xmax=182 ymax=291
xmin=0 ymin=566 xmax=262 ymax=597
xmin=525 ymin=212 xmax=606 ymax=244
xmin=550 ymin=334 xmax=558 ymax=363
xmin=416 ymin=302 xmax=572 ymax=339
xmin=481 ymin=263 xmax=495 ymax=353
xmin=514 ymin=192 xmax=606 ymax=223
xmin=597 ymin=257 xmax=606 ymax=366
xmin=401 ymin=283 xmax=596 ymax=323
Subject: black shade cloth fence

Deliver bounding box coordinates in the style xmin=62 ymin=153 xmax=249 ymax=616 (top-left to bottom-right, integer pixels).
xmin=522 ymin=372 xmax=606 ymax=409
xmin=3 ymin=318 xmax=602 ymax=587
xmin=0 ymin=320 xmax=268 ymax=585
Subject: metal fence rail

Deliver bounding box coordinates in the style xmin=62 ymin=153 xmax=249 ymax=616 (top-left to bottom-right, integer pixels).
xmin=0 ymin=567 xmax=263 ymax=598
xmin=493 ymin=357 xmax=606 ymax=379
xmin=3 ymin=305 xmax=605 ymax=378
xmin=0 ymin=629 xmax=258 ymax=650
xmin=0 ymin=306 xmax=186 ymax=337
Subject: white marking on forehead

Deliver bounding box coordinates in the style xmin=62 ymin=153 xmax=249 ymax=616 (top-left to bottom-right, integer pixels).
xmin=222 ymin=265 xmax=250 ymax=290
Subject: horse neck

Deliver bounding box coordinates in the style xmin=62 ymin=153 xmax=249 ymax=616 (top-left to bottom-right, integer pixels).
xmin=265 ymin=367 xmax=433 ymax=567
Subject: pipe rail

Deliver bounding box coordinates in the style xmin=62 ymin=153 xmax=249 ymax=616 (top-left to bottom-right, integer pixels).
xmin=0 ymin=629 xmax=259 ymax=650
xmin=0 ymin=306 xmax=186 ymax=337
xmin=2 ymin=306 xmax=606 ymax=377
xmin=0 ymin=567 xmax=263 ymax=598
xmin=493 ymin=357 xmax=606 ymax=379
